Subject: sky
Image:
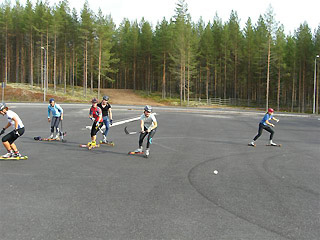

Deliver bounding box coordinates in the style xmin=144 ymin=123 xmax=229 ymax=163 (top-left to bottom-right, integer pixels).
xmin=16 ymin=0 xmax=320 ymax=34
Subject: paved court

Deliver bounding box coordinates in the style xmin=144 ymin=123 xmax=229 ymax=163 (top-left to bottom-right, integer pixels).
xmin=0 ymin=103 xmax=319 ymax=240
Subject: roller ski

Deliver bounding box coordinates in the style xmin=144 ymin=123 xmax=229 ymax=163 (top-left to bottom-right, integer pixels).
xmin=34 ymin=133 xmax=66 ymax=142
xmin=128 ymin=147 xmax=144 ymax=155
xmin=266 ymin=141 xmax=281 ymax=147
xmin=0 ymin=155 xmax=28 ymax=160
xmin=80 ymin=141 xmax=100 ymax=150
xmin=99 ymin=136 xmax=114 ymax=146
xmin=0 ymin=152 xmax=28 ymax=160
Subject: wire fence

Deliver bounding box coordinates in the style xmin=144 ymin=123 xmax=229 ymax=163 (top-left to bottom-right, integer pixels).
xmin=188 ymin=97 xmax=319 ymax=113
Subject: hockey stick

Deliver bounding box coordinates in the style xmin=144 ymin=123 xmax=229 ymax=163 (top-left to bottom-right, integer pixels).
xmin=89 ymin=117 xmax=104 ymax=134
xmin=60 ymin=120 xmax=67 ymax=142
xmin=124 ymin=126 xmax=140 ymax=135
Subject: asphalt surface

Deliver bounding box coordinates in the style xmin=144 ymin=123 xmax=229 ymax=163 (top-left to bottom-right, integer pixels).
xmin=0 ymin=103 xmax=319 ymax=240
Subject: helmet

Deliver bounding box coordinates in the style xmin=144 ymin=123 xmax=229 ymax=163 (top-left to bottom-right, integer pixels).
xmin=103 ymin=96 xmax=109 ymax=101
xmin=49 ymin=98 xmax=55 ymax=103
xmin=91 ymin=98 xmax=98 ymax=103
xmin=0 ymin=103 xmax=7 ymax=111
xmin=268 ymin=108 xmax=274 ymax=113
xmin=144 ymin=105 xmax=152 ymax=112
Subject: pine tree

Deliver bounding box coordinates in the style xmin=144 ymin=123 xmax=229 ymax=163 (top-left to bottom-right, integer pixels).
xmin=199 ymin=22 xmax=213 ymax=103
xmin=295 ymin=23 xmax=313 ymax=112
xmin=80 ymin=1 xmax=93 ymax=97
xmin=274 ymin=25 xmax=286 ymax=110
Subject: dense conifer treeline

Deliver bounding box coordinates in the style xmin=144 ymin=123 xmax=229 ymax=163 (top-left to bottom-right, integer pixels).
xmin=0 ymin=0 xmax=319 ymax=112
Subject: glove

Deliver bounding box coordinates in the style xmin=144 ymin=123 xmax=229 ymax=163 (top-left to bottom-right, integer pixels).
xmin=90 ymin=117 xmax=94 ymax=121
xmin=95 ymin=121 xmax=100 ymax=129
xmin=14 ymin=129 xmax=20 ymax=136
xmin=110 ymin=119 xmax=113 ymax=125
xmin=0 ymin=128 xmax=5 ymax=135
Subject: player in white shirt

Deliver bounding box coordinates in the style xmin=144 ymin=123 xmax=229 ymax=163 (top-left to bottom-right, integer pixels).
xmin=135 ymin=105 xmax=158 ymax=157
xmin=0 ymin=103 xmax=25 ymax=158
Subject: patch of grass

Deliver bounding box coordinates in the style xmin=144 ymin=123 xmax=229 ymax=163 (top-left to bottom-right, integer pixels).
xmin=7 ymin=83 xmax=99 ymax=103
xmin=135 ymin=90 xmax=220 ymax=107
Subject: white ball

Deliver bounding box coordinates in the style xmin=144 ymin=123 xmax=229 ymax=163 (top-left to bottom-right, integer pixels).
xmin=213 ymin=170 xmax=218 ymax=175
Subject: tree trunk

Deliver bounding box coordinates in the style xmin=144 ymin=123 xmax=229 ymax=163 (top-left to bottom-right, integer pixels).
xmin=30 ymin=29 xmax=33 ymax=88
xmin=187 ymin=54 xmax=190 ymax=105
xmin=247 ymin=51 xmax=251 ymax=103
xmin=21 ymin=44 xmax=25 ymax=83
xmin=64 ymin=39 xmax=67 ymax=93
xmin=298 ymin=65 xmax=302 ymax=112
xmin=291 ymin=66 xmax=295 ymax=112
xmin=90 ymin=41 xmax=93 ymax=94
xmin=54 ymin=33 xmax=57 ymax=93
xmin=98 ymin=38 xmax=102 ymax=100
xmin=199 ymin=66 xmax=202 ymax=98
xmin=124 ymin=66 xmax=127 ymax=89
xmin=316 ymin=63 xmax=319 ymax=114
xmin=224 ymin=46 xmax=227 ymax=99
xmin=84 ymin=37 xmax=87 ymax=97
xmin=46 ymin=29 xmax=49 ymax=91
xmin=72 ymin=47 xmax=75 ymax=95
xmin=266 ymin=36 xmax=271 ymax=111
xmin=5 ymin=24 xmax=8 ymax=84
xmin=183 ymin=60 xmax=186 ymax=102
xmin=148 ymin=55 xmax=151 ymax=93
xmin=277 ymin=60 xmax=281 ymax=111
xmin=206 ymin=62 xmax=209 ymax=104
xmin=133 ymin=56 xmax=136 ymax=90
xmin=180 ymin=56 xmax=183 ymax=106
xmin=302 ymin=61 xmax=305 ymax=113
xmin=60 ymin=59 xmax=62 ymax=86
xmin=162 ymin=52 xmax=166 ymax=99
xmin=234 ymin=52 xmax=237 ymax=99
xmin=16 ymin=36 xmax=20 ymax=83
xmin=214 ymin=60 xmax=217 ymax=98
xmin=41 ymin=35 xmax=43 ymax=90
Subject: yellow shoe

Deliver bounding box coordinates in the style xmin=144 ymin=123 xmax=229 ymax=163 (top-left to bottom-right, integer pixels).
xmin=91 ymin=141 xmax=96 ymax=147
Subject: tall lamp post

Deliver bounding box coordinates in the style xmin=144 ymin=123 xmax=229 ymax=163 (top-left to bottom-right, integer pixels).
xmin=41 ymin=47 xmax=47 ymax=102
xmin=313 ymin=55 xmax=319 ymax=114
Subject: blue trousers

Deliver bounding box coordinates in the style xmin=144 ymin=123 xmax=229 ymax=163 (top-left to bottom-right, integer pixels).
xmin=103 ymin=116 xmax=110 ymax=137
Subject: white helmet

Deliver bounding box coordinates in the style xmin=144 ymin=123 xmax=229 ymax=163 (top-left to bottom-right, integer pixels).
xmin=0 ymin=103 xmax=7 ymax=111
xmin=144 ymin=105 xmax=152 ymax=112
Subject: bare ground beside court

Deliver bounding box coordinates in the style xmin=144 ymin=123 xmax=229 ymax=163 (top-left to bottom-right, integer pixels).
xmin=2 ymin=84 xmax=166 ymax=106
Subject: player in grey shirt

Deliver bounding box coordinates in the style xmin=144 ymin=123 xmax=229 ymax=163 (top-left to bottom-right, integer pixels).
xmin=135 ymin=105 xmax=158 ymax=157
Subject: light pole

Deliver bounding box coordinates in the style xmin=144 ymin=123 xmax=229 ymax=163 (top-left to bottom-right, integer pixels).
xmin=41 ymin=47 xmax=47 ymax=102
xmin=313 ymin=55 xmax=319 ymax=114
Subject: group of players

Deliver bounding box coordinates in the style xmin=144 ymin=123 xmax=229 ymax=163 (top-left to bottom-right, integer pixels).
xmin=0 ymin=95 xmax=159 ymax=158
xmin=0 ymin=97 xmax=280 ymax=159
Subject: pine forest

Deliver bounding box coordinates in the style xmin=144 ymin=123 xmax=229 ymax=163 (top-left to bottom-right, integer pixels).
xmin=0 ymin=0 xmax=320 ymax=112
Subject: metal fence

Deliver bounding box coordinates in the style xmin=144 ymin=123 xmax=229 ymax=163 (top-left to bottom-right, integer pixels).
xmin=189 ymin=98 xmax=231 ymax=106
xmin=188 ymin=97 xmax=318 ymax=113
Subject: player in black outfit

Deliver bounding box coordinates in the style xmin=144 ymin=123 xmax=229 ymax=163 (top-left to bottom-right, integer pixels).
xmin=97 ymin=96 xmax=113 ymax=143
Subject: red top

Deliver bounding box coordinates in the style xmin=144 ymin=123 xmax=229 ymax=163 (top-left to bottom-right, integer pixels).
xmin=89 ymin=106 xmax=103 ymax=122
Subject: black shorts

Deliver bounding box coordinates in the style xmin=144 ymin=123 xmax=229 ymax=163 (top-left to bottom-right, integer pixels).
xmin=2 ymin=127 xmax=25 ymax=144
xmin=91 ymin=121 xmax=103 ymax=137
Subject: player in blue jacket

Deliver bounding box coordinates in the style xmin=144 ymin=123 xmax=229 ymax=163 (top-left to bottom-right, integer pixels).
xmin=249 ymin=108 xmax=279 ymax=146
xmin=47 ymin=98 xmax=63 ymax=139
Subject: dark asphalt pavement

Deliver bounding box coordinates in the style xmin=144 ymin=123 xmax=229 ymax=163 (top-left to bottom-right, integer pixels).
xmin=0 ymin=103 xmax=319 ymax=240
